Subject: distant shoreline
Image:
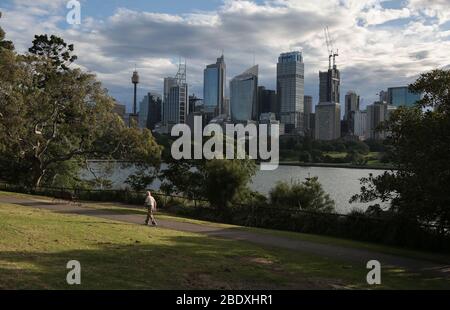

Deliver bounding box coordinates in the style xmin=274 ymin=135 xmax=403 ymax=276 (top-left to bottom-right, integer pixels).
xmin=277 ymin=162 xmax=394 ymax=170
xmin=84 ymin=159 xmax=394 ymax=171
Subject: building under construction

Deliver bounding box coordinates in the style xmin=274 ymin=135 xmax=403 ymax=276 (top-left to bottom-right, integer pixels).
xmin=162 ymin=62 xmax=189 ymax=128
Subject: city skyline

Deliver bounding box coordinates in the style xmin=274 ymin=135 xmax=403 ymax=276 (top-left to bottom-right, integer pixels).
xmin=0 ymin=0 xmax=449 ymax=112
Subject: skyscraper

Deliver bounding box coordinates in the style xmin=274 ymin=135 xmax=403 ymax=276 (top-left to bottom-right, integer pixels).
xmin=344 ymin=91 xmax=360 ymax=120
xmin=319 ymin=66 xmax=340 ymax=104
xmin=353 ymin=110 xmax=367 ymax=140
xmin=315 ymin=62 xmax=341 ymax=140
xmin=343 ymin=91 xmax=360 ymax=137
xmin=303 ymin=95 xmax=313 ymax=134
xmin=139 ymin=92 xmax=162 ymax=130
xmin=138 ymin=94 xmax=150 ymax=129
xmin=277 ymin=51 xmax=305 ymax=133
xmin=162 ymin=64 xmax=188 ymax=126
xmin=147 ymin=93 xmax=162 ymax=130
xmin=387 ymin=86 xmax=421 ymax=107
xmin=230 ymin=65 xmax=258 ymax=123
xmin=163 ymin=77 xmax=177 ymax=123
xmin=315 ymin=103 xmax=341 ymax=141
xmin=366 ymin=102 xmax=397 ymax=140
xmin=257 ymin=86 xmax=277 ymax=119
xmin=203 ymin=55 xmax=226 ymax=116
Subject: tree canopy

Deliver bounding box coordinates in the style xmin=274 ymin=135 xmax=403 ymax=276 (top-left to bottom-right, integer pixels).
xmin=351 ymin=69 xmax=450 ymax=229
xmin=0 ymin=25 xmax=161 ymax=188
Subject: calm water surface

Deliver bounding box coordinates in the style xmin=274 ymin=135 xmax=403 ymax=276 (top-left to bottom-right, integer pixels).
xmin=80 ymin=163 xmax=386 ymax=214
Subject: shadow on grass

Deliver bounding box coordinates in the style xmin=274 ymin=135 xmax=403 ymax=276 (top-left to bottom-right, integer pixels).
xmin=0 ymin=234 xmax=331 ymax=290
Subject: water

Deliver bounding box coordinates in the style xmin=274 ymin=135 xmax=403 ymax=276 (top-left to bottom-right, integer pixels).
xmin=80 ymin=162 xmax=386 ymax=214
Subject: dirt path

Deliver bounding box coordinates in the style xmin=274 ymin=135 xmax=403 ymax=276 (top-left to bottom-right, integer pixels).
xmin=1 ymin=195 xmax=449 ymax=278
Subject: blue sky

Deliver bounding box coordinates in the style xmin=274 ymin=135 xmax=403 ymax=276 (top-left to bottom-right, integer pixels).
xmin=1 ymin=0 xmax=449 ymax=113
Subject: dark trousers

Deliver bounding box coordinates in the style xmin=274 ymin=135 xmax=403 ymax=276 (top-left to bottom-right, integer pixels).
xmin=145 ymin=207 xmax=157 ymax=225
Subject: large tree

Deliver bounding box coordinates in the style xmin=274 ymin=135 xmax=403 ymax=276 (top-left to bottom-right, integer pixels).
xmin=0 ymin=31 xmax=161 ymax=188
xmin=351 ymin=69 xmax=450 ymax=229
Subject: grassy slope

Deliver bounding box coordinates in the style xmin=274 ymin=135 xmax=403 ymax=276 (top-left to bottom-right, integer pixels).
xmin=74 ymin=201 xmax=450 ymax=265
xmin=0 ymin=200 xmax=449 ymax=289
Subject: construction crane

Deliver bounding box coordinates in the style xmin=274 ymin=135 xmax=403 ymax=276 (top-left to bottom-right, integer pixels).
xmin=324 ymin=26 xmax=339 ymax=69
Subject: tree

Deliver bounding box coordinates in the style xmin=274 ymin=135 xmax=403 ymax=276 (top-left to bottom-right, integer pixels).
xmin=351 ymin=69 xmax=450 ymax=229
xmin=202 ymin=159 xmax=257 ymax=211
xmin=0 ymin=12 xmax=14 ymax=51
xmin=270 ymin=177 xmax=335 ymax=213
xmin=28 ymin=34 xmax=77 ymax=71
xmin=160 ymin=157 xmax=257 ymax=211
xmin=0 ymin=33 xmax=161 ymax=188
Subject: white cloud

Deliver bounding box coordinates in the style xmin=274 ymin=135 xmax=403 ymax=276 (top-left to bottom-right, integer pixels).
xmin=0 ymin=0 xmax=449 ymax=110
xmin=408 ymin=0 xmax=450 ymax=24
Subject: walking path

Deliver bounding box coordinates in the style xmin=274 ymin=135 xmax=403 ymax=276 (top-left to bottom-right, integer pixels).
xmin=1 ymin=194 xmax=449 ymax=278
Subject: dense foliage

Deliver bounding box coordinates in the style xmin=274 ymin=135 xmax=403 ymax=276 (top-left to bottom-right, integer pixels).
xmin=352 ymin=69 xmax=450 ymax=231
xmin=269 ymin=177 xmax=335 ymax=213
xmin=0 ymin=21 xmax=161 ymax=188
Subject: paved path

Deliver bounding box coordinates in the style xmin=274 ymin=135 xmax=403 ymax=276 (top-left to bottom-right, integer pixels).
xmin=1 ymin=195 xmax=450 ymax=278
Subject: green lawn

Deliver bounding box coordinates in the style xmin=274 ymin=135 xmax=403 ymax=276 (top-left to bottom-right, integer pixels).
xmin=1 ymin=198 xmax=450 ymax=289
xmin=74 ymin=201 xmax=450 ymax=265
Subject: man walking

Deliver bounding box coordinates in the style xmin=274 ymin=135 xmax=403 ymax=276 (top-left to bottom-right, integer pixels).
xmin=144 ymin=191 xmax=158 ymax=226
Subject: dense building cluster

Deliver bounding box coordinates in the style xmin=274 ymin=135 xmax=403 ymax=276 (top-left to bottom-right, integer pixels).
xmin=114 ymin=52 xmax=421 ymax=141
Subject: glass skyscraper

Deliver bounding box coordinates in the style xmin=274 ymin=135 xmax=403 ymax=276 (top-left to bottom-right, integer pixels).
xmin=230 ymin=65 xmax=258 ymax=123
xmin=203 ymin=55 xmax=226 ymax=116
xmin=388 ymin=87 xmax=421 ymax=107
xmin=277 ymin=51 xmax=305 ymax=134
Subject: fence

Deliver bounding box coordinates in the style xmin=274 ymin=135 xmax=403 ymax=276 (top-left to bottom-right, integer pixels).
xmin=1 ymin=182 xmax=449 ymax=252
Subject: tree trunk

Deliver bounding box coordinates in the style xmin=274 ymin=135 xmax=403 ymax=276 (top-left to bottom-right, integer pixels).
xmin=32 ymin=159 xmax=46 ymax=189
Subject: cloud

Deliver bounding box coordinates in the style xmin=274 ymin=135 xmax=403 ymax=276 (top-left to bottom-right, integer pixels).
xmin=0 ymin=0 xmax=449 ymax=111
xmin=407 ymin=0 xmax=450 ymax=24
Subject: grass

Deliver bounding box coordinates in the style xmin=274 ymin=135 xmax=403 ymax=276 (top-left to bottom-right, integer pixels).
xmin=2 ymin=190 xmax=449 ymax=264
xmin=1 ymin=191 xmax=449 ymax=289
xmin=3 ymin=189 xmax=448 ymax=265
xmin=69 ymin=199 xmax=450 ymax=265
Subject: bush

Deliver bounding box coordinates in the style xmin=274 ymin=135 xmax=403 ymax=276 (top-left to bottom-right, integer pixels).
xmin=269 ymin=177 xmax=335 ymax=213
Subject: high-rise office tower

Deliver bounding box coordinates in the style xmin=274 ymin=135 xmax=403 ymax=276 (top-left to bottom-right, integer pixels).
xmin=315 ymin=103 xmax=341 ymax=141
xmin=366 ymin=102 xmax=397 ymax=140
xmin=257 ymin=86 xmax=277 ymax=119
xmin=163 ymin=63 xmax=188 ymax=126
xmin=344 ymin=91 xmax=360 ymax=120
xmin=353 ymin=110 xmax=367 ymax=140
xmin=203 ymin=55 xmax=226 ymax=116
xmin=277 ymin=51 xmax=305 ymax=133
xmin=163 ymin=77 xmax=177 ymax=123
xmin=303 ymin=95 xmax=313 ymax=133
xmin=147 ymin=93 xmax=162 ymax=130
xmin=315 ymin=59 xmax=341 ymax=140
xmin=188 ymin=94 xmax=203 ymax=115
xmin=230 ymin=65 xmax=258 ymax=123
xmin=343 ymin=91 xmax=360 ymax=136
xmin=138 ymin=94 xmax=150 ymax=129
xmin=387 ymin=86 xmax=421 ymax=107
xmin=379 ymin=90 xmax=388 ymax=103
xmin=139 ymin=92 xmax=162 ymax=130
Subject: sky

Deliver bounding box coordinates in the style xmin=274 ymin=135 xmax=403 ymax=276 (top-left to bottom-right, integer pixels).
xmin=1 ymin=0 xmax=449 ymax=113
